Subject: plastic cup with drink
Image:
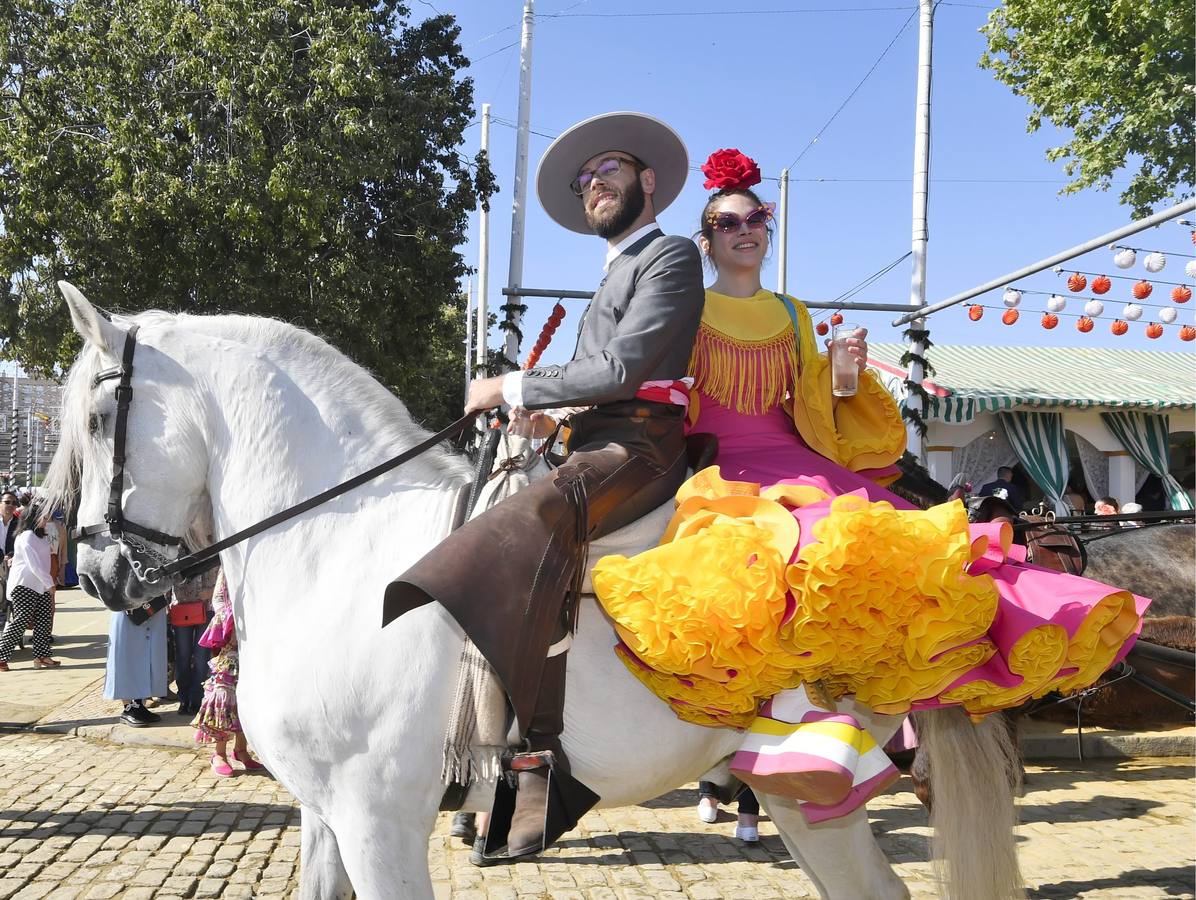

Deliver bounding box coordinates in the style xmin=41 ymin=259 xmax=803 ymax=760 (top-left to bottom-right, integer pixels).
xmin=830 ymin=323 xmax=861 ymax=397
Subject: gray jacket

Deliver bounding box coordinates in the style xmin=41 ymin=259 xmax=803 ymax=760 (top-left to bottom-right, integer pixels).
xmin=522 ymin=230 xmax=705 ymax=409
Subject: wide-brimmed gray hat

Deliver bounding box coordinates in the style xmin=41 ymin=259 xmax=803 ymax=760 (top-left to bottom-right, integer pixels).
xmin=535 ymin=111 xmax=688 ymax=235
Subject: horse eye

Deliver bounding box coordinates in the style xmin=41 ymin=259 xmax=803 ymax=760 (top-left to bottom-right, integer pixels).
xmin=88 ymin=413 xmax=102 ymax=435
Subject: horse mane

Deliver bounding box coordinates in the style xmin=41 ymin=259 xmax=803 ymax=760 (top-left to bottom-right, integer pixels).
xmin=42 ymin=309 xmax=472 ymax=517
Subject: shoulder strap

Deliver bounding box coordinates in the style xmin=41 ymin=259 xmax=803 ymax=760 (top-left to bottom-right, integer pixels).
xmin=773 ymin=291 xmax=801 ymax=335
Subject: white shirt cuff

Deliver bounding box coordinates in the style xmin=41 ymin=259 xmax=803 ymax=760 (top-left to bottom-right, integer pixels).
xmin=502 ymin=370 xmax=525 ymax=409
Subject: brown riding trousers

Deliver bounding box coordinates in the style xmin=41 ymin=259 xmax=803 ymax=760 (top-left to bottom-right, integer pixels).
xmin=382 ymin=400 xmax=689 ymax=733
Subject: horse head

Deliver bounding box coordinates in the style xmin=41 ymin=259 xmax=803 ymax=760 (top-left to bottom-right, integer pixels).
xmin=46 ymin=282 xmax=211 ymax=610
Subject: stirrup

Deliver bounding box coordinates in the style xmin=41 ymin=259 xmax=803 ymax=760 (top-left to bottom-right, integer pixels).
xmin=482 ymin=748 xmax=599 ymax=860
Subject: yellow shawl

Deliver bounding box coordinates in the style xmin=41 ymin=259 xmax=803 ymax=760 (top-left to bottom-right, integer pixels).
xmin=689 ymin=289 xmax=906 ymax=474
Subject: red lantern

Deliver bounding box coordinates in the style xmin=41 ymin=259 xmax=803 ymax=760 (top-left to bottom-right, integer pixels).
xmin=829 ymin=312 xmax=844 ymax=326
xmin=1111 ymin=319 xmax=1128 ymax=335
xmin=968 ymin=304 xmax=983 ymax=321
xmin=1172 ymin=285 xmax=1192 ymax=304
xmin=1146 ymin=322 xmax=1164 ymax=339
xmin=1041 ymin=312 xmax=1059 ymax=329
xmin=1067 ymin=273 xmax=1087 ymax=292
xmin=1076 ymin=316 xmax=1094 ymax=333
xmin=1181 ymin=325 xmax=1196 ymax=342
xmin=815 ymin=321 xmax=829 ymax=336
xmin=1091 ymin=275 xmax=1111 ymax=295
xmin=1132 ymin=280 xmax=1153 ymax=300
xmin=1002 ymin=308 xmax=1019 ymax=325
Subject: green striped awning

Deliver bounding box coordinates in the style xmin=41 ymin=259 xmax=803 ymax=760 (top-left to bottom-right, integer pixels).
xmin=867 ymin=344 xmax=1196 ymax=424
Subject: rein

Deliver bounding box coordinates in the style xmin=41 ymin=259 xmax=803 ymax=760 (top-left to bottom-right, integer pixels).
xmin=74 ymin=325 xmax=480 ymax=585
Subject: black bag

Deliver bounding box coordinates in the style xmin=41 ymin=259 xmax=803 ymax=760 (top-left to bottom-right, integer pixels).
xmin=125 ymin=595 xmax=169 ymax=626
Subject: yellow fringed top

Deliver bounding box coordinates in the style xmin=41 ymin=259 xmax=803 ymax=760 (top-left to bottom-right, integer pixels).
xmin=689 ymin=289 xmax=907 ymax=475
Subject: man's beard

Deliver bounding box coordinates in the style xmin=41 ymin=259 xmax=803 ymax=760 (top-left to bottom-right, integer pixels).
xmin=585 ymin=178 xmax=646 ymax=240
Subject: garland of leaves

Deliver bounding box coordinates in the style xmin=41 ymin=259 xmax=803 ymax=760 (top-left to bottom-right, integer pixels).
xmin=899 ymin=327 xmax=935 ymax=438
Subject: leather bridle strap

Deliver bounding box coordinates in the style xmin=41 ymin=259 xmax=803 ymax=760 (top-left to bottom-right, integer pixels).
xmin=147 ymin=410 xmax=481 ymax=583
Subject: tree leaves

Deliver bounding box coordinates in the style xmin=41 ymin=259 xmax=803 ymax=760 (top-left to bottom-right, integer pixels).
xmin=980 ymin=0 xmax=1194 ymax=217
xmin=0 ymin=0 xmax=493 ymax=426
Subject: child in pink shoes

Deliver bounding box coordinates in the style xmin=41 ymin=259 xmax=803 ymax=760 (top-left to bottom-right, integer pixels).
xmin=192 ymin=569 xmax=265 ymax=777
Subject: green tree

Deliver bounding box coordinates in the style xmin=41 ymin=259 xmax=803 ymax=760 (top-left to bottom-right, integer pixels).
xmin=0 ymin=0 xmax=494 ymax=425
xmin=980 ymin=0 xmax=1194 ymax=217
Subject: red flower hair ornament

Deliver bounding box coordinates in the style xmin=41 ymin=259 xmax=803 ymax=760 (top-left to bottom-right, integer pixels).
xmin=701 ymin=149 xmax=762 ymax=191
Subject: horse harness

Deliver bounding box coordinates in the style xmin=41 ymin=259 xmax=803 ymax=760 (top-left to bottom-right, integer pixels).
xmin=73 ymin=324 xmax=481 ymax=587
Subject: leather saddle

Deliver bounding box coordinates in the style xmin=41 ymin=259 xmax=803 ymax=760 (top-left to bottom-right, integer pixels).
xmin=1021 ymin=516 xmax=1087 ymax=576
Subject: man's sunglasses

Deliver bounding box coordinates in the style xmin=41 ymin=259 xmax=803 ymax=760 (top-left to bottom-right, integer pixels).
xmin=570 ymin=156 xmax=640 ymax=196
xmin=707 ymin=203 xmax=775 ymax=234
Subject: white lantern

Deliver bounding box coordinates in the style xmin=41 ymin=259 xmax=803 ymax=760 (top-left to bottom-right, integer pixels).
xmin=1046 ymin=294 xmax=1067 ymax=313
xmin=1002 ymin=288 xmax=1022 ymax=308
xmin=1185 ymin=259 xmax=1196 ymax=279
xmin=1124 ymin=303 xmax=1144 ymax=321
xmin=1160 ymin=307 xmax=1178 ymax=324
xmin=1144 ymin=251 xmax=1166 ymax=273
xmin=1084 ymin=299 xmax=1105 ymax=317
xmin=1113 ymin=248 xmax=1136 ymax=269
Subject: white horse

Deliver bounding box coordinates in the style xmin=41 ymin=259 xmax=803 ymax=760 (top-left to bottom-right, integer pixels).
xmin=46 ymin=283 xmax=1024 ymax=900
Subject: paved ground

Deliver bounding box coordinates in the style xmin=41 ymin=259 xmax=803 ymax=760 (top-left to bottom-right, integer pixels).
xmin=1 ymin=588 xmax=1193 ymax=898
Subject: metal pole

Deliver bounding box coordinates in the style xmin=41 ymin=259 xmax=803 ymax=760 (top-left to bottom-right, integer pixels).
xmin=504 ymin=1 xmax=535 ymax=368
xmin=777 ymin=167 xmax=790 ymax=295
xmin=476 ymin=103 xmax=492 ymax=371
xmin=8 ymin=370 xmax=17 ymax=485
xmin=25 ymin=406 xmax=32 ymax=486
xmin=905 ymin=0 xmax=934 ymax=460
xmin=892 ymin=197 xmax=1196 ymax=326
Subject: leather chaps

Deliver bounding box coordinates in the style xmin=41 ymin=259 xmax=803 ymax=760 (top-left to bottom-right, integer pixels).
xmin=381 ymin=400 xmax=689 ymax=734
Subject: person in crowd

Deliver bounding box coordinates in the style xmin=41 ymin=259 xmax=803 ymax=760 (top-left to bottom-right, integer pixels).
xmin=384 ymin=111 xmax=703 ymax=863
xmin=0 ymin=506 xmax=59 ymax=670
xmin=978 ymin=466 xmax=1026 ymax=511
xmin=104 ymin=593 xmax=170 ymax=726
xmin=1119 ymin=501 xmax=1144 ymax=527
xmin=170 ymin=566 xmax=218 ymax=716
xmin=697 ymin=782 xmax=760 ymax=843
xmin=1 ymin=489 xmax=20 ymax=632
xmin=1094 ymin=496 xmax=1120 ymax=516
xmin=590 ymin=149 xmax=1150 ymax=821
xmin=193 ymin=569 xmax=265 ymax=776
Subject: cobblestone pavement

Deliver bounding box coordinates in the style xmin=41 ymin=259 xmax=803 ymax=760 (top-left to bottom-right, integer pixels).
xmin=0 ymin=732 xmax=1192 ymax=899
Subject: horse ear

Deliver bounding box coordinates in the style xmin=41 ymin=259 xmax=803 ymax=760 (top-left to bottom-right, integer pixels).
xmin=58 ymin=281 xmax=125 ymax=357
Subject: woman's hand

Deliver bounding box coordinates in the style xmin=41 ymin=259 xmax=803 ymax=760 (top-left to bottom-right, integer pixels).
xmin=507 ymin=408 xmax=558 ymax=439
xmin=824 ymin=327 xmax=869 ymax=372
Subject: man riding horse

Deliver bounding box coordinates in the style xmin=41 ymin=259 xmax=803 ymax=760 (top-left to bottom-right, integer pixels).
xmin=382 ymin=111 xmax=704 ymax=863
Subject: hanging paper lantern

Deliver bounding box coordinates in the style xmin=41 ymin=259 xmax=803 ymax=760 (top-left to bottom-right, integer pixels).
xmin=1113 ymin=248 xmax=1136 ymax=268
xmin=815 ymin=321 xmax=829 ymax=336
xmin=1132 ymin=280 xmax=1153 ymax=299
xmin=1002 ymin=308 xmax=1019 ymax=325
xmin=830 ymin=312 xmax=844 ymax=325
xmin=1159 ymin=307 xmax=1178 ymax=324
xmin=1123 ymin=303 xmax=1144 ymax=321
xmin=1083 ymin=299 xmax=1105 ymax=317
xmin=968 ymin=304 xmax=984 ymax=321
xmin=1046 ymin=294 xmax=1067 ymax=313
xmin=1091 ymin=275 xmax=1112 ymax=294
xmin=1067 ymin=273 xmax=1087 ymax=292
xmin=1143 ymin=251 xmax=1167 ymax=273
xmin=1146 ymin=322 xmax=1164 ymax=339
xmin=1076 ymin=316 xmax=1094 ymax=333
xmin=1186 ymin=260 xmax=1196 ymax=279
xmin=1172 ymin=285 xmax=1192 ymax=304
xmin=1111 ymin=319 xmax=1129 ymax=335
xmin=1002 ymin=288 xmax=1022 ymax=308
xmin=1041 ymin=312 xmax=1059 ymax=329
xmin=1181 ymin=325 xmax=1196 ymax=342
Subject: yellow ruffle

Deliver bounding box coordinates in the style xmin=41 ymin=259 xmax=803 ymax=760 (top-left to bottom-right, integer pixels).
xmin=593 ymin=469 xmax=1145 ymax=725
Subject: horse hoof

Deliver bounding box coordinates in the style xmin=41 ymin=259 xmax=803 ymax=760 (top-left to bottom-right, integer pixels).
xmin=451 ymin=812 xmax=477 ymax=845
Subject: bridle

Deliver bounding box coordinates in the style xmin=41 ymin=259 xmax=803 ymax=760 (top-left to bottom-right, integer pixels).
xmin=73 ymin=325 xmax=188 ymax=584
xmin=72 ymin=324 xmax=481 ymax=587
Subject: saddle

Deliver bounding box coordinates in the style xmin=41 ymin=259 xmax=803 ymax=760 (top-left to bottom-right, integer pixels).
xmin=1021 ymin=516 xmax=1087 ymax=576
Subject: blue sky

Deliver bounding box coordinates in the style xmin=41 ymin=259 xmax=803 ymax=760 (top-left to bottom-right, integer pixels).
xmin=427 ymin=0 xmax=1194 ymax=366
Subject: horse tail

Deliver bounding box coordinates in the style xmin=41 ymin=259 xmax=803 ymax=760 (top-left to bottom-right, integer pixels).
xmin=916 ymin=707 xmax=1025 ymax=899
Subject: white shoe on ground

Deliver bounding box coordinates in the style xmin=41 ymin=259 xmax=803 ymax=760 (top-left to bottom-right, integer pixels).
xmin=735 ymin=824 xmax=759 ymax=843
xmin=697 ymin=797 xmax=718 ymax=824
